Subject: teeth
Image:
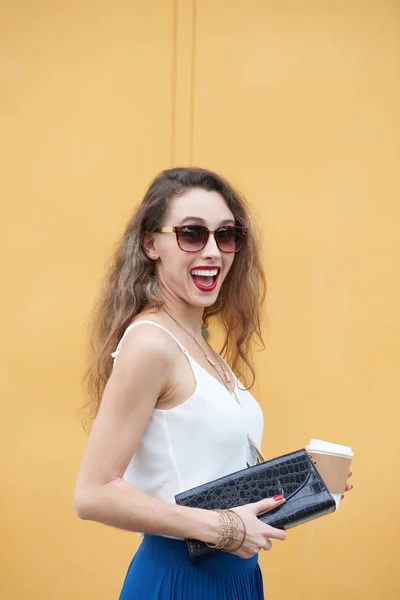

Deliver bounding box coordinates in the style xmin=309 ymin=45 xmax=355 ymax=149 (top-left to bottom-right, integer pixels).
xmin=191 ymin=269 xmax=219 ymax=277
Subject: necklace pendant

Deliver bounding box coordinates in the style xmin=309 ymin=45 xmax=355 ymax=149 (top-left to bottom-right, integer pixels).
xmin=219 ymin=363 xmax=231 ymax=384
xmin=204 ymin=353 xmax=217 ymax=369
xmin=221 ymin=368 xmax=231 ymax=386
xmin=234 ymin=392 xmax=241 ymax=406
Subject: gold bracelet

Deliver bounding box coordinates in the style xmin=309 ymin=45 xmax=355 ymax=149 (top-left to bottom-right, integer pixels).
xmin=219 ymin=510 xmax=236 ymax=550
xmin=224 ymin=510 xmax=247 ymax=552
xmin=206 ymin=510 xmax=227 ymax=549
xmin=206 ymin=509 xmax=239 ymax=550
xmin=209 ymin=510 xmax=226 ymax=549
xmin=218 ymin=510 xmax=234 ymax=550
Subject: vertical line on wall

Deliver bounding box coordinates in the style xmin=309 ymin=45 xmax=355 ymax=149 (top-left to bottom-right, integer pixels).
xmin=170 ymin=0 xmax=178 ymax=166
xmin=188 ymin=0 xmax=196 ymax=164
xmin=172 ymin=0 xmax=195 ymax=166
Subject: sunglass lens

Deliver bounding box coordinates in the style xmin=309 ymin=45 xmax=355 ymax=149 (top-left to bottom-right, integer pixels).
xmin=178 ymin=226 xmax=208 ymax=251
xmin=215 ymin=227 xmax=245 ymax=252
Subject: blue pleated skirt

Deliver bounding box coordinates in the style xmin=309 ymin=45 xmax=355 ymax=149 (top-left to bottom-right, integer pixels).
xmin=119 ymin=535 xmax=264 ymax=600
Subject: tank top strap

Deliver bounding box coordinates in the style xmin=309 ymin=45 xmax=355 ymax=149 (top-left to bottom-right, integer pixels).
xmin=111 ymin=320 xmax=188 ymax=363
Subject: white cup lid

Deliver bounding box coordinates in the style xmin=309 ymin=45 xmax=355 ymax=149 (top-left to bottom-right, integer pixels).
xmin=306 ymin=438 xmax=354 ymax=458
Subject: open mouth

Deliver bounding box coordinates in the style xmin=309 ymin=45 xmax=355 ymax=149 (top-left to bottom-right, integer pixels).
xmin=190 ymin=267 xmax=221 ymax=292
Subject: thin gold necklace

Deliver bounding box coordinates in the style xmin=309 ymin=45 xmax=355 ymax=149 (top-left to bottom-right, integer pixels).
xmin=163 ymin=309 xmax=266 ymax=464
xmin=162 ymin=308 xmax=241 ymax=405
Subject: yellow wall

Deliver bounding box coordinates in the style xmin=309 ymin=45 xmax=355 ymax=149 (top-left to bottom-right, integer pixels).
xmin=1 ymin=1 xmax=399 ymax=598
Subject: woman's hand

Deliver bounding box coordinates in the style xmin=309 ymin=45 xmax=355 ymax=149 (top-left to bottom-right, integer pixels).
xmin=226 ymin=496 xmax=287 ymax=559
xmin=341 ymin=471 xmax=354 ymax=500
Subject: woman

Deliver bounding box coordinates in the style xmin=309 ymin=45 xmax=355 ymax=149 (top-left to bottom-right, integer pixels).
xmin=74 ymin=167 xmax=349 ymax=599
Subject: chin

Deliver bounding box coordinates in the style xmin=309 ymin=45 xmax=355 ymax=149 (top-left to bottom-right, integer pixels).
xmin=189 ymin=292 xmax=220 ymax=308
xmin=177 ymin=278 xmax=224 ymax=308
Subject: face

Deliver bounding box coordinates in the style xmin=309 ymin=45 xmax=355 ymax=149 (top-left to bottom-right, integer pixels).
xmin=147 ymin=188 xmax=237 ymax=309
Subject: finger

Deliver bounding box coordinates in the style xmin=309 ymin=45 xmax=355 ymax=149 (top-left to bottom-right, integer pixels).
xmin=262 ymin=539 xmax=272 ymax=551
xmin=348 ymin=471 xmax=353 ymax=478
xmin=264 ymin=526 xmax=287 ymax=541
xmin=344 ymin=484 xmax=353 ymax=491
xmin=253 ymin=495 xmax=286 ymax=515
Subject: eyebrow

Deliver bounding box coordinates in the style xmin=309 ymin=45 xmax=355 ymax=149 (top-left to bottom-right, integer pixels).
xmin=180 ymin=216 xmax=235 ymax=226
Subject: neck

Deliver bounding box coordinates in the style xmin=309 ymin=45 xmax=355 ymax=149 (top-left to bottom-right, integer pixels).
xmin=162 ymin=300 xmax=205 ymax=339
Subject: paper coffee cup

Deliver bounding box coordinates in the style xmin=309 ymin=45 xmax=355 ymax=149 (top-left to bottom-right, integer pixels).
xmin=306 ymin=439 xmax=354 ymax=509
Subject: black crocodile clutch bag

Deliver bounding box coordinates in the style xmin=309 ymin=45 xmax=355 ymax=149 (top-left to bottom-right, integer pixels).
xmin=175 ymin=449 xmax=336 ymax=561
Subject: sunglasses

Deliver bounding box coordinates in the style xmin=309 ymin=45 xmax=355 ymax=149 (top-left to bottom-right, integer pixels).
xmin=157 ymin=225 xmax=247 ymax=253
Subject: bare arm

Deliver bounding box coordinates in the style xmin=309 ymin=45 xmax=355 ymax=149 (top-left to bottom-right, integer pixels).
xmin=74 ymin=326 xmax=220 ymax=543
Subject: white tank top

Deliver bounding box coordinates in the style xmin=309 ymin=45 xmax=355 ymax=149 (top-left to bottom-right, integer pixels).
xmin=111 ymin=321 xmax=264 ymax=506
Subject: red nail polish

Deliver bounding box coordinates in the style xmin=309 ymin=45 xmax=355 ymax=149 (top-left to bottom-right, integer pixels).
xmin=341 ymin=494 xmax=345 ymax=499
xmin=273 ymin=494 xmax=284 ymax=501
xmin=349 ymin=472 xmax=353 ymax=477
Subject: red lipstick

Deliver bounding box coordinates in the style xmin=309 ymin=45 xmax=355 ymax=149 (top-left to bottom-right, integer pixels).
xmin=190 ymin=266 xmax=221 ymax=293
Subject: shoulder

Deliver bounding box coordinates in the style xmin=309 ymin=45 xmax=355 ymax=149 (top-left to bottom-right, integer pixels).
xmin=113 ymin=320 xmax=181 ymax=371
xmin=108 ymin=321 xmax=181 ymax=399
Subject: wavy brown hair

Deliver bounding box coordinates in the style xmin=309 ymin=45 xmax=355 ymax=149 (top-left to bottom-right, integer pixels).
xmin=83 ymin=167 xmax=266 ymax=426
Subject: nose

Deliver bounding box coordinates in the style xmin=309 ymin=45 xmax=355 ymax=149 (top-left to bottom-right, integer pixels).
xmin=201 ymin=231 xmax=221 ymax=260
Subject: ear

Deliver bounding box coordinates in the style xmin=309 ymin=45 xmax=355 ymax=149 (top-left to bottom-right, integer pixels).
xmin=143 ymin=233 xmax=158 ymax=260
